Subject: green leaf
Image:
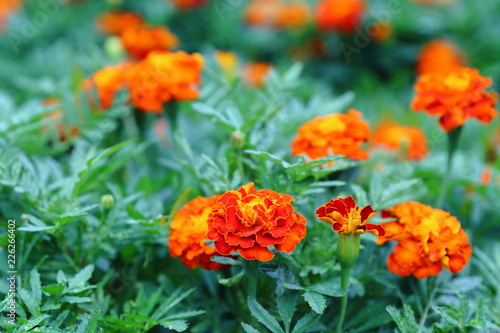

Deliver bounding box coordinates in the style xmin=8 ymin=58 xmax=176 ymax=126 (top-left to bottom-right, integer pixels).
xmin=210 ymin=256 xmax=242 ymax=266
xmin=30 ymin=269 xmax=42 ymax=306
xmin=59 ymin=296 xmax=92 ymax=304
xmin=50 ymin=310 xmax=69 ymax=328
xmin=160 ymin=319 xmax=188 ymax=332
xmin=43 ymin=284 xmax=65 ymax=297
xmin=247 ymin=297 xmax=284 ymax=333
xmin=165 ymin=310 xmax=206 ymax=321
xmin=68 ymin=265 xmax=94 ymax=289
xmin=242 ymin=323 xmax=262 ymax=333
xmin=277 ymin=290 xmax=297 ymax=333
xmin=151 ymin=288 xmax=196 ymax=321
xmin=303 ymin=292 xmax=327 ymax=314
xmin=17 ymin=314 xmax=50 ymax=331
xmin=217 ymin=270 xmax=245 ymax=287
xmin=18 ymin=287 xmax=39 ymax=316
xmin=386 ymin=304 xmax=419 ymax=333
xmin=84 ymin=308 xmax=101 ymax=333
xmin=291 ymin=312 xmax=321 ymax=333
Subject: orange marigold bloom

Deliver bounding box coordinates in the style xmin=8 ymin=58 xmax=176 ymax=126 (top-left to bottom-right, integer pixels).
xmin=169 ymin=195 xmax=229 ymax=270
xmin=371 ymin=122 xmax=429 ymax=161
xmin=416 ymin=39 xmax=465 ymax=76
xmin=291 ymin=109 xmax=371 ymax=163
xmin=241 ymin=62 xmax=272 ymax=87
xmin=245 ymin=0 xmax=310 ymax=30
xmin=121 ymin=26 xmax=179 ymax=60
xmin=377 ymin=202 xmax=472 ymax=279
xmin=83 ymin=62 xmax=131 ymax=110
xmin=480 ymin=167 xmax=492 ymax=186
xmin=315 ymin=0 xmax=365 ymax=34
xmin=96 ymin=11 xmax=144 ymax=36
xmin=369 ymin=21 xmax=393 ymax=42
xmin=127 ymin=50 xmax=204 ymax=113
xmin=411 ymin=67 xmax=498 ymax=132
xmin=316 ymin=196 xmax=384 ymax=236
xmin=207 ymin=183 xmax=307 ymax=261
xmin=169 ymin=0 xmax=207 ymax=9
xmin=276 ymin=2 xmax=310 ymax=29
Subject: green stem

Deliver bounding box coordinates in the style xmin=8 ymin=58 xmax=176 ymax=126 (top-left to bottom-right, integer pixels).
xmin=245 ymin=260 xmax=260 ymax=299
xmin=436 ymin=126 xmax=463 ymax=208
xmin=163 ymin=101 xmax=179 ymax=145
xmin=337 ymin=267 xmax=352 ymax=333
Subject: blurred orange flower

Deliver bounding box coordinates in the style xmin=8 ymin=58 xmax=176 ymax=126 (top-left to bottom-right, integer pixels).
xmin=411 ymin=67 xmax=498 ymax=132
xmin=245 ymin=0 xmax=310 ymax=30
xmin=83 ymin=63 xmax=131 ymax=110
xmin=291 ymin=109 xmax=371 ymax=163
xmin=96 ymin=11 xmax=144 ymax=36
xmin=214 ymin=50 xmax=239 ymax=80
xmin=207 ymin=183 xmax=307 ymax=261
xmin=169 ymin=0 xmax=207 ymax=9
xmin=371 ymin=122 xmax=429 ymax=161
xmin=241 ymin=62 xmax=272 ymax=87
xmin=316 ymin=196 xmax=384 ymax=236
xmin=42 ymin=99 xmax=80 ymax=142
xmin=376 ymin=202 xmax=472 ymax=279
xmin=480 ymin=167 xmax=492 ymax=186
xmin=369 ymin=21 xmax=393 ymax=42
xmin=127 ymin=51 xmax=204 ymax=113
xmin=0 ymin=0 xmax=22 ymax=32
xmin=169 ymin=195 xmax=229 ymax=270
xmin=121 ymin=26 xmax=179 ymax=60
xmin=315 ymin=0 xmax=365 ymax=33
xmin=416 ymin=39 xmax=465 ymax=76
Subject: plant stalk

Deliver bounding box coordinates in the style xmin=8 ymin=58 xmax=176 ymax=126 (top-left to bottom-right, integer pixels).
xmin=436 ymin=126 xmax=462 ymax=208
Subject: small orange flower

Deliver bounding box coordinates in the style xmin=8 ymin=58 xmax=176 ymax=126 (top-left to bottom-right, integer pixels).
xmin=0 ymin=0 xmax=22 ymax=32
xmin=42 ymin=99 xmax=80 ymax=142
xmin=416 ymin=39 xmax=465 ymax=76
xmin=214 ymin=50 xmax=239 ymax=80
xmin=169 ymin=0 xmax=207 ymax=9
xmin=241 ymin=62 xmax=272 ymax=87
xmin=480 ymin=167 xmax=492 ymax=186
xmin=96 ymin=11 xmax=144 ymax=36
xmin=169 ymin=195 xmax=229 ymax=270
xmin=207 ymin=183 xmax=307 ymax=261
xmin=369 ymin=21 xmax=393 ymax=42
xmin=377 ymin=202 xmax=472 ymax=279
xmin=316 ymin=196 xmax=384 ymax=236
xmin=291 ymin=109 xmax=371 ymax=163
xmin=127 ymin=51 xmax=204 ymax=113
xmin=411 ymin=67 xmax=498 ymax=132
xmin=371 ymin=122 xmax=429 ymax=161
xmin=276 ymin=2 xmax=310 ymax=29
xmin=245 ymin=0 xmax=310 ymax=30
xmin=121 ymin=26 xmax=179 ymax=60
xmin=315 ymin=0 xmax=365 ymax=33
xmin=83 ymin=62 xmax=131 ymax=110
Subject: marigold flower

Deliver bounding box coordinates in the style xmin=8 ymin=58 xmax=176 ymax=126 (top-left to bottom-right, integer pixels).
xmin=121 ymin=26 xmax=179 ymax=60
xmin=411 ymin=67 xmax=498 ymax=132
xmin=169 ymin=0 xmax=207 ymax=10
xmin=214 ymin=50 xmax=238 ymax=81
xmin=245 ymin=0 xmax=310 ymax=30
xmin=368 ymin=21 xmax=393 ymax=42
xmin=315 ymin=0 xmax=365 ymax=34
xmin=480 ymin=167 xmax=492 ymax=186
xmin=371 ymin=122 xmax=428 ymax=161
xmin=169 ymin=195 xmax=229 ymax=270
xmin=276 ymin=2 xmax=310 ymax=29
xmin=416 ymin=39 xmax=465 ymax=76
xmin=377 ymin=202 xmax=472 ymax=279
xmin=83 ymin=62 xmax=131 ymax=110
xmin=127 ymin=50 xmax=204 ymax=113
xmin=42 ymin=99 xmax=80 ymax=142
xmin=316 ymin=196 xmax=383 ymax=236
xmin=291 ymin=109 xmax=371 ymax=164
xmin=207 ymin=183 xmax=307 ymax=261
xmin=241 ymin=62 xmax=271 ymax=87
xmin=96 ymin=11 xmax=144 ymax=36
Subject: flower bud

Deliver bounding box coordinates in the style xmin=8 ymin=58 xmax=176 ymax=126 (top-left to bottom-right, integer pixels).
xmin=230 ymin=130 xmax=245 ymax=148
xmin=104 ymin=36 xmax=125 ymax=60
xmin=101 ymin=194 xmax=114 ymax=210
xmin=337 ymin=233 xmax=360 ymax=268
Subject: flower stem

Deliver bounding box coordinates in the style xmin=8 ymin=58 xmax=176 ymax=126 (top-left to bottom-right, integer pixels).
xmin=245 ymin=260 xmax=260 ymax=298
xmin=337 ymin=266 xmax=352 ymax=333
xmin=436 ymin=126 xmax=462 ymax=208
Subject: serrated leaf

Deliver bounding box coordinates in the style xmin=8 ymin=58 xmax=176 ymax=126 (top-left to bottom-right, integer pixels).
xmin=210 ymin=256 xmax=242 ymax=266
xmin=17 ymin=225 xmax=56 ymax=232
xmin=218 ymin=270 xmax=245 ymax=287
xmin=30 ymin=269 xmax=42 ymax=306
xmin=291 ymin=312 xmax=321 ymax=333
xmin=151 ymin=288 xmax=196 ymax=321
xmin=17 ymin=314 xmax=50 ymax=331
xmin=60 ymin=296 xmax=92 ymax=304
xmin=18 ymin=287 xmax=39 ymax=316
xmin=50 ymin=310 xmax=69 ymax=328
xmin=247 ymin=297 xmax=284 ymax=333
xmin=303 ymin=292 xmax=327 ymax=314
xmin=165 ymin=310 xmax=206 ymax=321
xmin=68 ymin=265 xmax=94 ymax=289
xmin=43 ymin=284 xmax=65 ymax=297
xmin=277 ymin=290 xmax=297 ymax=332
xmin=387 ymin=304 xmax=419 ymax=333
xmin=160 ymin=319 xmax=188 ymax=332
xmin=242 ymin=323 xmax=262 ymax=333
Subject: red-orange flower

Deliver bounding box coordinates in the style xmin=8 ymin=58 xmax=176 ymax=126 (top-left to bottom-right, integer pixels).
xmin=207 ymin=183 xmax=307 ymax=261
xmin=127 ymin=50 xmax=204 ymax=113
xmin=169 ymin=195 xmax=229 ymax=270
xmin=83 ymin=62 xmax=131 ymax=110
xmin=369 ymin=21 xmax=393 ymax=42
xmin=120 ymin=26 xmax=179 ymax=60
xmin=291 ymin=109 xmax=371 ymax=163
xmin=416 ymin=39 xmax=465 ymax=76
xmin=241 ymin=62 xmax=272 ymax=87
xmin=169 ymin=0 xmax=207 ymax=10
xmin=376 ymin=202 xmax=472 ymax=279
xmin=315 ymin=0 xmax=365 ymax=33
xmin=411 ymin=67 xmax=498 ymax=132
xmin=96 ymin=11 xmax=144 ymax=36
xmin=316 ymin=196 xmax=383 ymax=236
xmin=371 ymin=122 xmax=429 ymax=161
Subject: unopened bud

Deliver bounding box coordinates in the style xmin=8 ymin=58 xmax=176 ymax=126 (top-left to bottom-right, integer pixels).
xmin=230 ymin=130 xmax=245 ymax=148
xmin=101 ymin=194 xmax=114 ymax=210
xmin=104 ymin=36 xmax=124 ymax=60
xmin=337 ymin=234 xmax=360 ymax=269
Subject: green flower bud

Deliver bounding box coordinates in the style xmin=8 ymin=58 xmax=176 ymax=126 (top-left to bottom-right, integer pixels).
xmin=337 ymin=233 xmax=360 ymax=269
xmin=230 ymin=130 xmax=245 ymax=148
xmin=104 ymin=36 xmax=124 ymax=60
xmin=101 ymin=194 xmax=114 ymax=210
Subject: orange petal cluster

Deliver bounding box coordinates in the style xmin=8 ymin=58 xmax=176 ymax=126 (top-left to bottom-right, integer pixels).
xmin=316 ymin=196 xmax=384 ymax=236
xmin=369 ymin=21 xmax=393 ymax=42
xmin=83 ymin=62 xmax=132 ymax=110
xmin=416 ymin=39 xmax=465 ymax=76
xmin=291 ymin=109 xmax=371 ymax=163
xmin=241 ymin=62 xmax=272 ymax=87
xmin=411 ymin=67 xmax=498 ymax=132
xmin=315 ymin=0 xmax=365 ymax=33
xmin=96 ymin=11 xmax=144 ymax=36
xmin=169 ymin=195 xmax=229 ymax=270
xmin=207 ymin=183 xmax=307 ymax=261
xmin=127 ymin=50 xmax=204 ymax=113
xmin=371 ymin=122 xmax=429 ymax=161
xmin=377 ymin=202 xmax=472 ymax=279
xmin=169 ymin=0 xmax=207 ymax=10
xmin=120 ymin=26 xmax=179 ymax=60
xmin=0 ymin=0 xmax=22 ymax=32
xmin=245 ymin=0 xmax=310 ymax=30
